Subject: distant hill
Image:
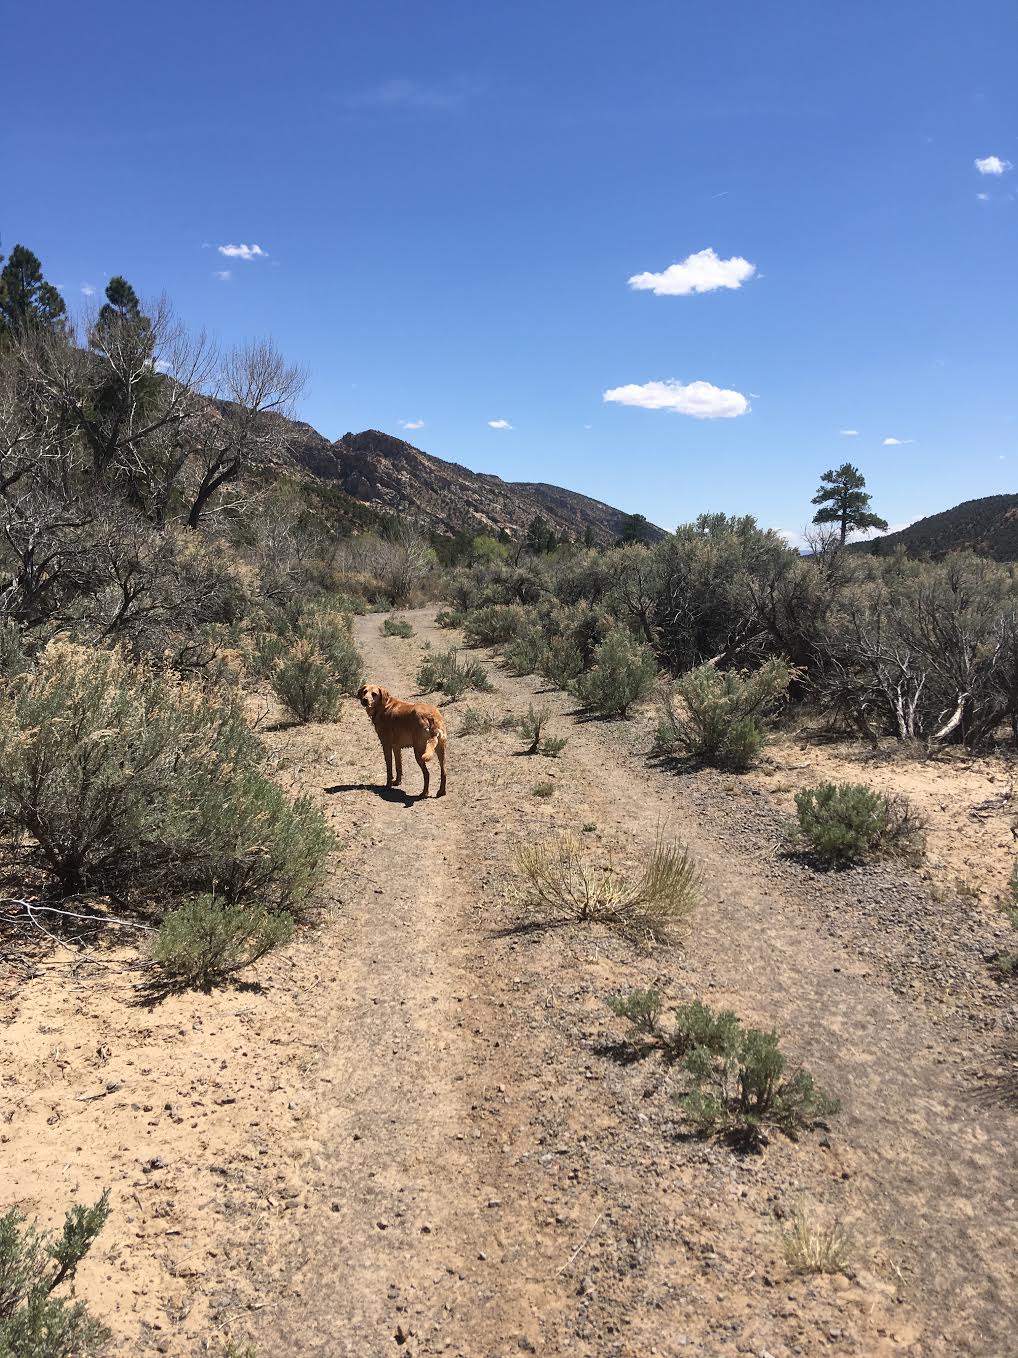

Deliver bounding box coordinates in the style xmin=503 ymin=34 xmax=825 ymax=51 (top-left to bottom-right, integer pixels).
xmin=275 ymin=423 xmax=665 ymax=545
xmin=851 ymin=495 xmax=1018 ymax=562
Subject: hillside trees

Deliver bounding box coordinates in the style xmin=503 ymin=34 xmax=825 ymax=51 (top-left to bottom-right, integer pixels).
xmin=0 ymin=270 xmax=306 ymax=641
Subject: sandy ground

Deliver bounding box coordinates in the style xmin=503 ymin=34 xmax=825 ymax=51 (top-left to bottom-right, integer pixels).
xmin=2 ymin=608 xmax=1017 ymax=1357
xmin=745 ymin=731 xmax=1018 ymax=905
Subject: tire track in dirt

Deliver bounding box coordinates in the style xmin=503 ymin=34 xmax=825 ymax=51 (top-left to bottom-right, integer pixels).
xmin=407 ymin=611 xmax=1016 ymax=1357
xmin=263 ymin=617 xmax=568 ymax=1356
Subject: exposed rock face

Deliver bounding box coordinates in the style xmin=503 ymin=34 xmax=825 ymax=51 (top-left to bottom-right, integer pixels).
xmin=280 ymin=425 xmax=665 ymax=544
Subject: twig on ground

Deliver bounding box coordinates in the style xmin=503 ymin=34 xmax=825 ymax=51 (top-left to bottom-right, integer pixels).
xmin=556 ymin=1212 xmax=604 ymax=1277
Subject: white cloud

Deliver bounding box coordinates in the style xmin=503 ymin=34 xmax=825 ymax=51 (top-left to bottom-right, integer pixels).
xmin=977 ymin=192 xmax=990 ymax=201
xmin=217 ymin=243 xmax=268 ymax=261
xmin=345 ymin=78 xmax=476 ymax=111
xmin=628 ymin=247 xmax=756 ymax=297
xmin=882 ymin=436 xmax=914 ymax=446
xmin=154 ymin=358 xmax=172 ymax=373
xmin=80 ymin=284 xmax=95 ymax=296
xmin=602 ymin=378 xmax=750 ymax=420
xmin=840 ymin=429 xmax=859 ymax=436
xmin=213 ymin=270 xmax=232 ymax=282
xmin=488 ymin=419 xmax=513 ymax=430
xmin=975 ymin=155 xmax=1012 ymax=176
xmin=399 ymin=419 xmax=425 ymax=430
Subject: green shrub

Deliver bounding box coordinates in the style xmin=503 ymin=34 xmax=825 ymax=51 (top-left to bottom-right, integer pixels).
xmin=791 ymin=782 xmax=925 ymax=866
xmin=434 ymin=608 xmax=465 ymax=629
xmin=676 ymin=1014 xmax=839 ymax=1149
xmin=0 ymin=1192 xmax=111 ymax=1358
xmin=0 ymin=621 xmax=26 ymax=680
xmin=657 ymin=658 xmax=793 ymax=770
xmin=503 ymin=628 xmax=546 ymax=676
xmin=198 ymin=771 xmax=333 ymax=914
xmin=270 ymin=640 xmax=342 ymax=722
xmin=416 ymin=647 xmax=493 ymax=699
xmin=0 ymin=642 xmax=334 ymax=905
xmin=382 ymin=617 xmax=414 ymax=639
xmin=572 ymin=629 xmax=657 ymax=717
xmin=251 ymin=631 xmax=289 ymax=679
xmin=606 ymin=993 xmax=837 ymax=1147
xmin=539 ymin=735 xmax=568 ymax=758
xmin=515 ymin=703 xmax=552 ymax=754
xmin=532 ymin=782 xmax=555 ymax=798
xmin=153 ymin=896 xmax=294 ymax=988
xmin=539 ymin=634 xmax=583 ymax=689
xmin=458 ymin=707 xmax=515 ymax=736
xmin=462 ymin=604 xmax=528 ymax=647
xmin=515 ymin=834 xmax=699 ymax=943
xmin=606 ymin=987 xmax=664 ymax=1038
xmin=297 ymin=609 xmax=363 ymax=693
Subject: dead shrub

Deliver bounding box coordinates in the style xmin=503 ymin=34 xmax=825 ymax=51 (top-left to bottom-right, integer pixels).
xmin=513 ymin=834 xmax=699 ymax=943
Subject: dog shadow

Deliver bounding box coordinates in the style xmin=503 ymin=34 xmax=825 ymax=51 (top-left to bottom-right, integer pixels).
xmin=324 ymin=782 xmax=425 ymax=808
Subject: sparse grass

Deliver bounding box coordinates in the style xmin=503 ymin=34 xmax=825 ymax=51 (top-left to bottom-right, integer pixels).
xmin=514 ymin=835 xmax=699 ymax=943
xmin=532 ymin=782 xmax=555 ymax=799
xmin=789 ymin=782 xmax=926 ymax=867
xmin=458 ymin=706 xmax=515 ymax=736
xmin=582 ymin=822 xmax=597 ymax=833
xmin=152 ymin=896 xmax=294 ymax=989
xmin=382 ymin=617 xmax=414 ymax=639
xmin=782 ymin=1204 xmax=852 ymax=1275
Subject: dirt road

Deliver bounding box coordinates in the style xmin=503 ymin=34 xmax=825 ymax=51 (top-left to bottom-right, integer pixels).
xmin=258 ymin=610 xmax=1017 ymax=1358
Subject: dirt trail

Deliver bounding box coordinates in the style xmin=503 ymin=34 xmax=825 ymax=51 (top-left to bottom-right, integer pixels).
xmin=263 ymin=609 xmax=1017 ymax=1358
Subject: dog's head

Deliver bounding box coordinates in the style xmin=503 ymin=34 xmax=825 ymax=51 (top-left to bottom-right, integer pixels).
xmin=357 ymin=683 xmax=388 ymax=718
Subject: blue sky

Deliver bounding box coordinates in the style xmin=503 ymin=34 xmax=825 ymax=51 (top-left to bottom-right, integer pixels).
xmin=6 ymin=0 xmax=1017 ymax=539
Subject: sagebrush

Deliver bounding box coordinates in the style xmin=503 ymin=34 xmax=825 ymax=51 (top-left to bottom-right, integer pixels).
xmin=656 ymin=658 xmax=793 ymax=770
xmin=0 ymin=642 xmax=333 ymax=907
xmin=791 ymin=782 xmax=925 ymax=866
xmin=153 ymin=896 xmax=294 ymax=988
xmin=0 ymin=1192 xmax=111 ymax=1358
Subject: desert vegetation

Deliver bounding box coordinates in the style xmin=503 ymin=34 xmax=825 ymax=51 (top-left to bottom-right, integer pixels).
xmin=607 ymin=991 xmax=839 ymax=1149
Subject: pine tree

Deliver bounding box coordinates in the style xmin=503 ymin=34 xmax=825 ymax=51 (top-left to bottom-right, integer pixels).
xmin=811 ymin=463 xmax=887 ymax=545
xmin=0 ymin=243 xmax=67 ymax=336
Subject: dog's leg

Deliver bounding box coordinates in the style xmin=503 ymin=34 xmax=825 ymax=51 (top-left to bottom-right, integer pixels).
xmin=414 ymin=747 xmax=430 ymax=798
xmin=436 ymin=732 xmax=447 ymax=798
xmin=394 ymin=748 xmax=403 ymax=786
xmin=384 ymin=743 xmax=395 ymax=788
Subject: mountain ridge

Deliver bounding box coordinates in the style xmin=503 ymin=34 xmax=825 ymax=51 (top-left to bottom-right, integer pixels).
xmin=851 ymin=494 xmax=1018 ymax=562
xmin=273 ymin=421 xmax=666 ymax=545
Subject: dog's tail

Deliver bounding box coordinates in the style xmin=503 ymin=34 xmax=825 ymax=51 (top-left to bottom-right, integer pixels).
xmin=423 ymin=713 xmax=443 ymax=762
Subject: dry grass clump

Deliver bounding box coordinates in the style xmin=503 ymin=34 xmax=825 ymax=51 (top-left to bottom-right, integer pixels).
xmin=513 ymin=834 xmax=699 ymax=942
xmin=782 ymin=1204 xmax=853 ymax=1275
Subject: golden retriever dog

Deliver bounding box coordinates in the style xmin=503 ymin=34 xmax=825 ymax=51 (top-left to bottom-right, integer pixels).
xmin=357 ymin=683 xmax=448 ymax=798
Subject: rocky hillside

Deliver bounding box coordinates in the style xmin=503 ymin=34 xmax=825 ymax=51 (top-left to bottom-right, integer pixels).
xmin=853 ymin=494 xmax=1018 ymax=562
xmin=276 ymin=422 xmax=664 ymax=545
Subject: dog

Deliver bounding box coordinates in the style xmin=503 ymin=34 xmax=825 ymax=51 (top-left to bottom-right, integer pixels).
xmin=357 ymin=683 xmax=448 ymax=798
